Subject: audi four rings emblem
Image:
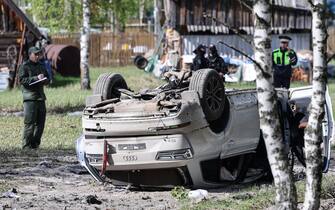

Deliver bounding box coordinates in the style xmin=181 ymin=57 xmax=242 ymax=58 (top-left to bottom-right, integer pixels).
xmin=123 ymin=155 xmax=138 ymax=161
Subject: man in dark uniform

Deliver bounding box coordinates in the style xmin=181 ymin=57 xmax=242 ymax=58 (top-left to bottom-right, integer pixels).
xmin=18 ymin=47 xmax=49 ymax=149
xmin=272 ymin=35 xmax=298 ymax=88
xmin=208 ymin=44 xmax=228 ymax=77
xmin=191 ymin=44 xmax=209 ymax=71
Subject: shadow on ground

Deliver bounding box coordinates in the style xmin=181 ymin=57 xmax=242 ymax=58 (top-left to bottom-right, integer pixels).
xmin=48 ymin=74 xmax=80 ymax=88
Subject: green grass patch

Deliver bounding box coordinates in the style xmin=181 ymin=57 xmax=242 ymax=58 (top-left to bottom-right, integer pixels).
xmin=295 ymin=174 xmax=335 ymax=204
xmin=171 ymin=186 xmax=189 ymax=201
xmin=0 ymin=66 xmax=163 ymax=112
xmin=328 ymin=79 xmax=335 ymax=119
xmin=320 ymin=174 xmax=335 ymax=199
xmin=0 ymin=115 xmax=81 ymax=151
xmin=225 ymin=81 xmax=255 ymax=89
xmin=224 ymin=80 xmax=311 ymax=89
xmin=179 ymin=185 xmax=275 ymax=210
xmin=178 ymin=173 xmax=335 ymax=210
xmin=0 ymin=180 xmax=10 ymax=192
xmin=0 ymin=66 xmax=333 ymax=114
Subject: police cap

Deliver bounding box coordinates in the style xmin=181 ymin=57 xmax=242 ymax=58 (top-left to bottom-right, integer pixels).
xmin=279 ymin=35 xmax=292 ymax=43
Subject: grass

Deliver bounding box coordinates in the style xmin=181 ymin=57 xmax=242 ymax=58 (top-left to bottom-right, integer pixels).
xmin=179 ymin=185 xmax=275 ymax=210
xmin=0 ymin=66 xmax=163 ymax=113
xmin=0 ymin=66 xmax=333 ymax=114
xmin=328 ymin=79 xmax=335 ymax=119
xmin=177 ymin=174 xmax=335 ymax=210
xmin=0 ymin=115 xmax=81 ymax=151
xmin=0 ymin=180 xmax=10 ymax=193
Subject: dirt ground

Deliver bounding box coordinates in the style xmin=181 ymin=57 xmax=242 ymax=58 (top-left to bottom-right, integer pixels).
xmin=0 ymin=149 xmax=334 ymax=210
xmin=0 ymin=150 xmax=181 ymax=210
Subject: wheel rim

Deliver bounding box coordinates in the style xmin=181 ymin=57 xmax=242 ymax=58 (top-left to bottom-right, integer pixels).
xmin=205 ymin=76 xmax=224 ymax=113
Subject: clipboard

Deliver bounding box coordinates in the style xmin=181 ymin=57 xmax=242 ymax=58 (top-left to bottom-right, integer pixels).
xmin=29 ymin=77 xmax=47 ymax=86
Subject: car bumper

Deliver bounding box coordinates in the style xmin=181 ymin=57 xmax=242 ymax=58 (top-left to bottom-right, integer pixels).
xmin=76 ymin=134 xmax=193 ymax=172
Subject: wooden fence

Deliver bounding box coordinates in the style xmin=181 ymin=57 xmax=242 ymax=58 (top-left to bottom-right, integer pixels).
xmin=328 ymin=27 xmax=335 ymax=54
xmin=51 ymin=32 xmax=155 ymax=67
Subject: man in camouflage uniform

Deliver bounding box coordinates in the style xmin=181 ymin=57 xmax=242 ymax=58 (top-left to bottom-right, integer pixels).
xmin=19 ymin=47 xmax=49 ymax=149
xmin=272 ymin=35 xmax=298 ymax=89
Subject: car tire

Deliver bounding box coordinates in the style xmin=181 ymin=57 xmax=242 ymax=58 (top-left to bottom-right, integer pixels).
xmin=93 ymin=73 xmax=128 ymax=100
xmin=189 ymin=68 xmax=225 ymax=122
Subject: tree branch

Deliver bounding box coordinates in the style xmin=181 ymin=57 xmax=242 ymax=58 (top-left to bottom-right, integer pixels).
xmin=307 ymin=0 xmax=315 ymax=8
xmin=238 ymin=0 xmax=252 ymax=11
xmin=217 ymin=41 xmax=264 ymax=72
xmin=255 ymin=13 xmax=271 ymax=29
xmin=219 ymin=19 xmax=253 ymax=46
xmin=202 ymin=0 xmax=254 ymax=46
xmin=203 ymin=14 xmax=253 ymax=46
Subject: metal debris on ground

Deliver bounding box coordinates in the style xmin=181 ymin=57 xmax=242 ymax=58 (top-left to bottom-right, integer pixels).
xmin=2 ymin=188 xmax=20 ymax=198
xmin=141 ymin=195 xmax=151 ymax=200
xmin=188 ymin=189 xmax=208 ymax=203
xmin=38 ymin=160 xmax=53 ymax=168
xmin=86 ymin=195 xmax=102 ymax=205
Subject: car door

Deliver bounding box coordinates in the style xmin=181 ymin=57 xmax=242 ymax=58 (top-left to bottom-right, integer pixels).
xmin=289 ymin=85 xmax=334 ymax=172
xmin=221 ymin=90 xmax=260 ymax=158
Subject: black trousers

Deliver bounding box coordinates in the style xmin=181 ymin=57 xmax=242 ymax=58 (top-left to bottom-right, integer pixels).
xmin=274 ymin=76 xmax=291 ymax=89
xmin=22 ymin=100 xmax=46 ymax=149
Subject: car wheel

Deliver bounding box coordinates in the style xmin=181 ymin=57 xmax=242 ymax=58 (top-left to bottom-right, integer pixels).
xmin=93 ymin=73 xmax=128 ymax=100
xmin=189 ymin=68 xmax=225 ymax=122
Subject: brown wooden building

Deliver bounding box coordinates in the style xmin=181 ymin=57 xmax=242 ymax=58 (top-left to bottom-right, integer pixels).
xmin=163 ymin=0 xmax=312 ymax=58
xmin=0 ymin=0 xmax=43 ymax=87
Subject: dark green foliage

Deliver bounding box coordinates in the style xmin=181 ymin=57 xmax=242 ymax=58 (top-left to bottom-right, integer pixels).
xmin=25 ymin=0 xmax=154 ymax=33
xmin=26 ymin=0 xmax=81 ymax=33
xmin=171 ymin=186 xmax=189 ymax=201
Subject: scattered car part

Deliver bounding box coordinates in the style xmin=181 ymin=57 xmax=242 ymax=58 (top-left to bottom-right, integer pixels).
xmin=86 ymin=195 xmax=102 ymax=205
xmin=134 ymin=55 xmax=148 ymax=69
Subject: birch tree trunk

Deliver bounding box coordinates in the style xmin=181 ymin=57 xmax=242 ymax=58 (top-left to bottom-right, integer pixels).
xmin=139 ymin=0 xmax=145 ymax=27
xmin=109 ymin=0 xmax=115 ymax=33
xmin=253 ymin=0 xmax=297 ymax=209
xmin=80 ymin=0 xmax=91 ymax=90
xmin=154 ymin=0 xmax=162 ymax=36
xmin=303 ymin=0 xmax=327 ymax=209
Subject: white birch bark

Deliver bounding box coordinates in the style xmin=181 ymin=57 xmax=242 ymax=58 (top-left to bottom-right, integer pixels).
xmin=80 ymin=0 xmax=91 ymax=89
xmin=253 ymin=0 xmax=297 ymax=209
xmin=154 ymin=0 xmax=162 ymax=36
xmin=303 ymin=0 xmax=327 ymax=209
xmin=64 ymin=0 xmax=71 ymax=20
xmin=109 ymin=0 xmax=115 ymax=33
xmin=139 ymin=0 xmax=145 ymax=26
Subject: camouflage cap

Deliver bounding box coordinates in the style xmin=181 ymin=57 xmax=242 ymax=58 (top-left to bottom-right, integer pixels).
xmin=28 ymin=46 xmax=41 ymax=55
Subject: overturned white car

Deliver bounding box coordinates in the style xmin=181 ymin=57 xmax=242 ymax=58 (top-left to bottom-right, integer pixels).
xmin=76 ymin=69 xmax=334 ymax=188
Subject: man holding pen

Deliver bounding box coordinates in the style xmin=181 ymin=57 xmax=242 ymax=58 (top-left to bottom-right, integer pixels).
xmin=18 ymin=46 xmax=49 ymax=149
